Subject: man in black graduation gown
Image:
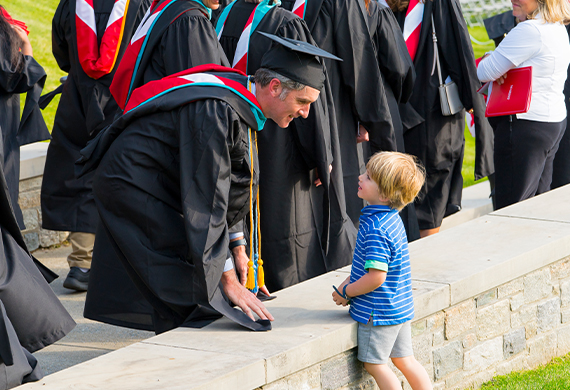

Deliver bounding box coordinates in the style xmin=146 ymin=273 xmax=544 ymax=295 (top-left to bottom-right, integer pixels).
xmin=215 ymin=0 xmax=356 ymax=291
xmin=41 ymin=0 xmax=151 ymax=291
xmin=77 ymin=36 xmax=336 ymax=333
xmin=390 ymin=0 xmax=494 ymax=236
xmin=280 ymin=0 xmax=397 ymax=229
xmin=552 ymin=24 xmax=570 ymax=189
xmin=366 ymin=0 xmax=420 ymax=241
xmin=0 ymin=136 xmax=75 ymax=388
xmin=0 ymin=8 xmax=50 ymax=230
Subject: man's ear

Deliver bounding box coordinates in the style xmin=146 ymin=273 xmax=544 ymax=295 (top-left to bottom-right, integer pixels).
xmin=268 ymin=78 xmax=282 ymax=98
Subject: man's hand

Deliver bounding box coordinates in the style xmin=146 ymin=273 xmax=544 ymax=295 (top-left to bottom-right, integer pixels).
xmin=356 ymin=124 xmax=369 ymax=143
xmin=314 ymin=164 xmax=333 ymax=187
xmin=231 ymin=244 xmax=249 ymax=286
xmin=221 ymin=270 xmax=274 ymax=322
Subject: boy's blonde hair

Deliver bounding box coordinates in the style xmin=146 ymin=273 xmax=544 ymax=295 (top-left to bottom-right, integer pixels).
xmin=366 ymin=152 xmax=425 ymax=211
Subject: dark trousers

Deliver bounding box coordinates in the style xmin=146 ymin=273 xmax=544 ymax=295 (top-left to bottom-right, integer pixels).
xmin=492 ymin=116 xmax=566 ymax=210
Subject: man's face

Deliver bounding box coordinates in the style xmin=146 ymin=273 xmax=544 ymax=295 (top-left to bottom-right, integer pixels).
xmin=266 ymin=81 xmax=320 ymax=128
xmin=202 ymin=0 xmax=220 ymax=10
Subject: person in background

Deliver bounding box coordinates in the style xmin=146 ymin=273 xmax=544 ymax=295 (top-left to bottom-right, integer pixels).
xmin=41 ymin=0 xmax=152 ymax=292
xmin=552 ymin=23 xmax=570 ymax=189
xmin=478 ymin=0 xmax=570 ymax=209
xmin=332 ymin=152 xmax=431 ymax=390
xmin=389 ymin=0 xmax=494 ymax=237
xmin=0 ymin=6 xmax=50 ymax=230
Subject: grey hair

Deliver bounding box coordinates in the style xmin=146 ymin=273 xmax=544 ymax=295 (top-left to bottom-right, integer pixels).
xmin=253 ymin=68 xmax=306 ymax=100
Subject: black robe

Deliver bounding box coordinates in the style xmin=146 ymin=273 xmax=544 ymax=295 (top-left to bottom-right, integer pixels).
xmin=77 ymin=70 xmax=270 ymax=333
xmin=366 ymin=0 xmax=420 ymax=241
xmin=83 ymin=0 xmax=230 ymax=331
xmin=552 ymin=24 xmax=570 ymax=189
xmin=0 ymin=150 xmax=75 ymax=386
xmin=0 ymin=48 xmax=50 ymax=229
xmin=393 ymin=0 xmax=494 ymax=229
xmin=41 ymin=0 xmax=152 ymax=234
xmin=216 ymin=0 xmax=356 ymax=291
xmin=281 ymin=0 xmax=396 ymax=228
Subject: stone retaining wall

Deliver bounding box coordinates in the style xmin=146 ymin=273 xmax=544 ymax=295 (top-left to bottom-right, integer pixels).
xmin=258 ymin=256 xmax=570 ymax=390
xmin=19 ymin=175 xmax=68 ymax=251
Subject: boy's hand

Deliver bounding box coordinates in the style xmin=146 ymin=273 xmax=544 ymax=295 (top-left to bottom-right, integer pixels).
xmin=332 ymin=290 xmax=350 ymax=306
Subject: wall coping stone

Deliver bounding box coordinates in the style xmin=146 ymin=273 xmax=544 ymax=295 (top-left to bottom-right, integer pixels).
xmin=19 ymin=185 xmax=570 ymax=389
xmin=20 ymin=142 xmax=48 ymax=180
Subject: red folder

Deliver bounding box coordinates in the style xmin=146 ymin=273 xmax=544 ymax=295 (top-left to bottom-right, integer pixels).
xmin=477 ymin=66 xmax=532 ymax=117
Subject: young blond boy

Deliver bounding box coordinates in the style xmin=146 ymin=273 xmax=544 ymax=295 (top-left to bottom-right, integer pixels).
xmin=332 ymin=152 xmax=432 ymax=390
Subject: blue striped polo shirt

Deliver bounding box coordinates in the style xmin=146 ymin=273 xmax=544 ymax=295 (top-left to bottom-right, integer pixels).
xmin=348 ymin=205 xmax=414 ymax=326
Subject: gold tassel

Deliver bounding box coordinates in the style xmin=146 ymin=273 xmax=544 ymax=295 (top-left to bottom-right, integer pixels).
xmin=246 ymin=260 xmax=255 ymax=290
xmin=257 ymin=258 xmax=264 ymax=287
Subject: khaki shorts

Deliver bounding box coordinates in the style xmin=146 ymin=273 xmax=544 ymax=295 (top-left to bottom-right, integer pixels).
xmin=357 ymin=320 xmax=413 ymax=364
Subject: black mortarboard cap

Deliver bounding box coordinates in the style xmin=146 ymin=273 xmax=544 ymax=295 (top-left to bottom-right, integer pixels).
xmin=258 ymin=32 xmax=342 ymax=91
xmin=483 ymin=11 xmax=516 ymax=43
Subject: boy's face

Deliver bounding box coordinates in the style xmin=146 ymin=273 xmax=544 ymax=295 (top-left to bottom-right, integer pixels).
xmin=358 ymin=170 xmax=388 ymax=206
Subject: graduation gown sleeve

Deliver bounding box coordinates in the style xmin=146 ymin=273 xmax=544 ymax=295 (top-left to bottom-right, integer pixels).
xmin=52 ymin=0 xmax=71 ymax=73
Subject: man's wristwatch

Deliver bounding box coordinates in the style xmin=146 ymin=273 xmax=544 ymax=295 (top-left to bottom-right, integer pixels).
xmin=229 ymin=238 xmax=247 ymax=250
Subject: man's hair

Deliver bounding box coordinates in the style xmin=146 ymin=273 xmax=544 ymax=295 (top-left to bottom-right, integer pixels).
xmin=366 ymin=152 xmax=425 ymax=211
xmin=253 ymin=68 xmax=306 ymax=100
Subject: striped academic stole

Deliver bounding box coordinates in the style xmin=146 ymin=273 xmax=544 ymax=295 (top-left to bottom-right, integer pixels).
xmin=403 ymin=0 xmax=424 ymax=62
xmin=124 ymin=64 xmax=267 ymax=292
xmin=75 ymin=0 xmax=130 ymax=79
xmin=215 ymin=0 xmax=279 ymax=74
xmin=291 ymin=0 xmax=306 ymax=18
xmin=110 ymin=0 xmax=188 ymax=109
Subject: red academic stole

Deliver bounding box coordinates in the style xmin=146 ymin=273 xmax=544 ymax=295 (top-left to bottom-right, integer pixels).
xmin=110 ymin=0 xmax=180 ymax=109
xmin=291 ymin=0 xmax=306 ymax=18
xmin=403 ymin=0 xmax=424 ymax=62
xmin=0 ymin=7 xmax=29 ymax=35
xmin=215 ymin=0 xmax=279 ymax=74
xmin=75 ymin=0 xmax=130 ymax=79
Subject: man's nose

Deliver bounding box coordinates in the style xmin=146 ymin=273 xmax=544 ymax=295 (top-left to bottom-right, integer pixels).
xmin=299 ymin=104 xmax=310 ymax=119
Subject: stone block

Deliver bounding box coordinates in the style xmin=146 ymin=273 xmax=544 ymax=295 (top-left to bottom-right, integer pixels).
xmin=337 ymin=377 xmax=376 ymax=390
xmin=321 ymin=350 xmax=365 ymax=390
xmin=22 ymin=208 xmax=39 ymax=231
xmin=495 ymin=354 xmax=529 ymax=377
xmin=19 ymin=176 xmax=43 ymax=192
xmin=263 ymin=379 xmax=288 ymax=390
xmin=60 ymin=232 xmax=70 ymax=242
xmin=433 ymin=382 xmax=445 ymax=390
xmin=286 ymin=365 xmax=321 ymax=390
xmin=503 ymin=327 xmax=526 ymax=359
xmin=412 ymin=333 xmax=432 ymax=366
xmin=560 ymin=278 xmax=570 ymax=307
xmin=456 ymin=370 xmax=494 ymax=390
xmin=433 ymin=341 xmax=463 ymax=380
xmin=23 ymin=232 xmax=39 ymax=252
xmin=511 ymin=305 xmax=537 ymax=338
xmin=39 ymin=229 xmax=62 ymax=248
xmin=551 ymin=258 xmax=570 ymax=280
xmin=527 ymin=332 xmax=557 ymax=368
xmin=463 ymin=336 xmax=502 ymax=372
xmin=537 ymin=298 xmax=561 ymax=333
xmin=442 ymin=371 xmax=464 ymax=387
xmin=524 ymin=269 xmax=552 ymax=304
xmin=562 ymin=307 xmax=570 ymax=324
xmin=433 ymin=330 xmax=444 ymax=347
xmin=557 ymin=325 xmax=570 ymax=355
xmin=18 ymin=189 xmax=41 ymax=209
xmin=498 ymin=278 xmax=524 ymax=299
xmin=411 ymin=320 xmax=426 ymax=337
xmin=477 ymin=300 xmax=510 ymax=340
xmin=462 ymin=333 xmax=477 ymax=350
xmin=510 ymin=293 xmax=524 ymax=312
xmin=475 ymin=289 xmax=497 ymax=307
xmin=444 ymin=300 xmax=476 ymax=340
xmin=426 ymin=312 xmax=444 ymax=331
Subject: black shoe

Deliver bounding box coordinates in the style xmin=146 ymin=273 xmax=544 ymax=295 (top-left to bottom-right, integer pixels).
xmin=63 ymin=267 xmax=90 ymax=292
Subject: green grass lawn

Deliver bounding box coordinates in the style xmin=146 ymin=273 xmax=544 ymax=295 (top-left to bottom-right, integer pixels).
xmin=480 ymin=354 xmax=570 ymax=389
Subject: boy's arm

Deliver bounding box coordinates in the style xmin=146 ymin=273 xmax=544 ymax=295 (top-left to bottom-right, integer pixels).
xmin=345 ymin=269 xmax=387 ymax=298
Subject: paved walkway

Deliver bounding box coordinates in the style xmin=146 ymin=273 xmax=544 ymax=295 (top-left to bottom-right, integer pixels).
xmin=32 ymin=246 xmax=153 ymax=375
